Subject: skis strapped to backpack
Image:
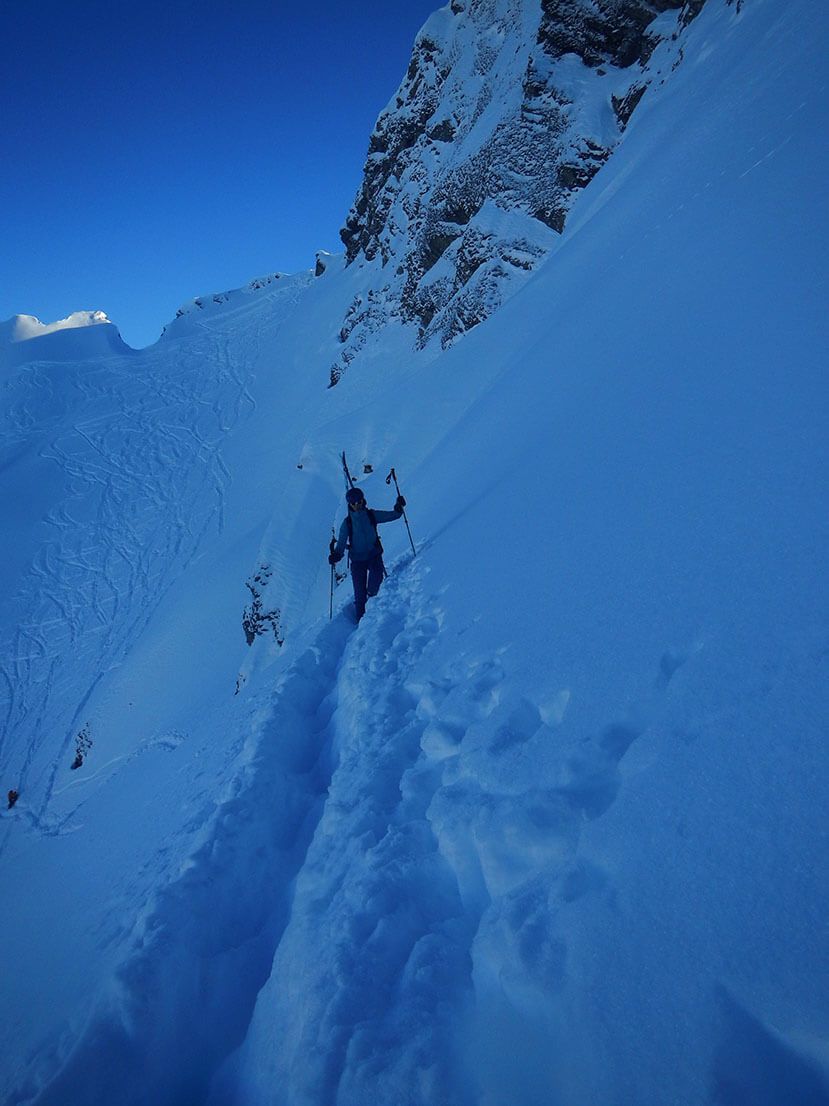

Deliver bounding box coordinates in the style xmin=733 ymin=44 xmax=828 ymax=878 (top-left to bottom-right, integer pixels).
xmin=341 ymin=451 xmax=355 ymax=490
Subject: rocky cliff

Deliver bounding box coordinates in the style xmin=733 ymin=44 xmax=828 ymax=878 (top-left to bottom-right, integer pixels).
xmin=330 ymin=0 xmax=709 ymax=384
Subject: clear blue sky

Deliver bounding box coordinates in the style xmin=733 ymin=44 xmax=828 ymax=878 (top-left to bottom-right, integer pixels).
xmin=1 ymin=1 xmax=440 ymax=348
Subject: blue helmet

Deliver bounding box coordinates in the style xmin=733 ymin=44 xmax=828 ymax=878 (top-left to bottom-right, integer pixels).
xmin=346 ymin=487 xmax=365 ymax=505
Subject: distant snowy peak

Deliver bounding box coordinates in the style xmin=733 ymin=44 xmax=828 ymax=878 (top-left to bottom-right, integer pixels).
xmin=4 ymin=309 xmax=112 ymax=343
xmin=0 ymin=310 xmax=129 ymax=370
xmin=330 ymin=0 xmax=710 ymax=383
xmin=161 ymin=268 xmax=322 ymax=340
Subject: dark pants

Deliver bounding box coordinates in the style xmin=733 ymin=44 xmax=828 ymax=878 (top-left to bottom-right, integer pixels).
xmin=350 ymin=552 xmax=385 ymax=620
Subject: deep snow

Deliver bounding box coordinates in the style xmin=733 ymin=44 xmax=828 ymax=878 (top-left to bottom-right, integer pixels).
xmin=1 ymin=0 xmax=828 ymax=1103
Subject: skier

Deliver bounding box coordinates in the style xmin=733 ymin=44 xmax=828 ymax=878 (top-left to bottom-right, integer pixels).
xmin=329 ymin=486 xmax=406 ymax=621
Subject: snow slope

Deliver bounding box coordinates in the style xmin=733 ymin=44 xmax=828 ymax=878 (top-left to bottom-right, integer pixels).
xmin=1 ymin=0 xmax=828 ymax=1103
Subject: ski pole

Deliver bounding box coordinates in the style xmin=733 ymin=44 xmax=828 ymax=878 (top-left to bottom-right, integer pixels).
xmin=329 ymin=529 xmax=336 ymax=619
xmin=386 ymin=467 xmax=416 ymax=557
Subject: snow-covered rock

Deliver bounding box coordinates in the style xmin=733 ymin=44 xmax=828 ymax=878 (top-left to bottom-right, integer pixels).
xmin=331 ymin=0 xmax=712 ymax=381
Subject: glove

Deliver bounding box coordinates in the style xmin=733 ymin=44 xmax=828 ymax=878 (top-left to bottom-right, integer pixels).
xmin=328 ymin=551 xmax=341 ymax=565
xmin=395 ymin=495 xmax=406 ymax=511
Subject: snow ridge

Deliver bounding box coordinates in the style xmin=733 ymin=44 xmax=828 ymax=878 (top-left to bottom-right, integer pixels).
xmin=160 ymin=269 xmax=316 ymax=341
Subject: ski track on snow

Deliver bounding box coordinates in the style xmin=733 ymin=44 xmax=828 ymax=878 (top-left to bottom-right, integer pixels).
xmin=16 ymin=552 xmax=692 ymax=1104
xmin=20 ymin=611 xmax=355 ymax=1106
xmin=0 ymin=328 xmax=260 ymax=848
xmin=288 ymin=563 xmax=691 ymax=1106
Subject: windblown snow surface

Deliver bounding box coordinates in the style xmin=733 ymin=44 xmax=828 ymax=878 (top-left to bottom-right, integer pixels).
xmin=1 ymin=1 xmax=827 ymax=1103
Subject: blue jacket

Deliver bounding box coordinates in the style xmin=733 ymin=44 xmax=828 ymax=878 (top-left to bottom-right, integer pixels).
xmin=334 ymin=504 xmax=402 ymax=562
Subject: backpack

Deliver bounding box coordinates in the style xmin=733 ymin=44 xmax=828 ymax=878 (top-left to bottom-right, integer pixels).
xmin=345 ymin=509 xmax=383 ymax=557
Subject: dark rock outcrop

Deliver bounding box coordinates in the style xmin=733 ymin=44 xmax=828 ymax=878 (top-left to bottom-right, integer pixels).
xmin=537 ymin=0 xmax=696 ymax=70
xmin=242 ymin=565 xmax=284 ymax=647
xmin=331 ymin=0 xmax=708 ymax=382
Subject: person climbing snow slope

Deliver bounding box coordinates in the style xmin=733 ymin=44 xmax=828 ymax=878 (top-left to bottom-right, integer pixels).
xmin=329 ymin=486 xmax=405 ymax=621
